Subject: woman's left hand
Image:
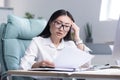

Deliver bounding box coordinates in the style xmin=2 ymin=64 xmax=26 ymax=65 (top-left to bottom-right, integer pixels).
xmin=72 ymin=23 xmax=80 ymax=41
xmin=80 ymin=62 xmax=90 ymax=68
xmin=72 ymin=23 xmax=84 ymax=50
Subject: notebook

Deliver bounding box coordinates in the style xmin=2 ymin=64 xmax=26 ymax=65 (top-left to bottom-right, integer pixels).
xmin=29 ymin=67 xmax=75 ymax=72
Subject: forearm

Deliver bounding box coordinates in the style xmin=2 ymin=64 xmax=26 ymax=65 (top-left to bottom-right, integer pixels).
xmin=76 ymin=43 xmax=84 ymax=51
xmin=74 ymin=31 xmax=84 ymax=51
xmin=72 ymin=23 xmax=85 ymax=51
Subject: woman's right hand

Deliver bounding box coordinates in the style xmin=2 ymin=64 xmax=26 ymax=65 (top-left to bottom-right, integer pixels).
xmin=32 ymin=60 xmax=55 ymax=68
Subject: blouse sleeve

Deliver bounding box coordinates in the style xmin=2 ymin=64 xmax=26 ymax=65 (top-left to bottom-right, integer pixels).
xmin=20 ymin=39 xmax=39 ymax=70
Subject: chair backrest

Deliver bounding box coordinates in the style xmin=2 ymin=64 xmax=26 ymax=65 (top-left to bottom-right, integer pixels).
xmin=0 ymin=23 xmax=7 ymax=77
xmin=0 ymin=15 xmax=47 ymax=79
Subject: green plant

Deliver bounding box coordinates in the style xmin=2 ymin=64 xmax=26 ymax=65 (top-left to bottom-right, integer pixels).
xmin=38 ymin=16 xmax=44 ymax=19
xmin=24 ymin=12 xmax=35 ymax=19
xmin=85 ymin=22 xmax=93 ymax=43
xmin=24 ymin=12 xmax=44 ymax=19
xmin=85 ymin=22 xmax=92 ymax=38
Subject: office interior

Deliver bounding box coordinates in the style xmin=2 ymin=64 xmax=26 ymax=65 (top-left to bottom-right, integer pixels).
xmin=0 ymin=0 xmax=120 ymax=80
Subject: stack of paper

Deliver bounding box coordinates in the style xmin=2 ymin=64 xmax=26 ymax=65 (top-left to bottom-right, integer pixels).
xmin=54 ymin=47 xmax=94 ymax=68
xmin=29 ymin=47 xmax=94 ymax=72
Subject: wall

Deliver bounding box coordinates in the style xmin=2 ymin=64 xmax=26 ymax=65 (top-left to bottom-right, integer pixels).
xmin=6 ymin=0 xmax=118 ymax=43
xmin=0 ymin=7 xmax=13 ymax=24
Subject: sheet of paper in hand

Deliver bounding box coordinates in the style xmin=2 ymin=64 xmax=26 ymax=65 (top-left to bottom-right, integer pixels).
xmin=54 ymin=47 xmax=94 ymax=68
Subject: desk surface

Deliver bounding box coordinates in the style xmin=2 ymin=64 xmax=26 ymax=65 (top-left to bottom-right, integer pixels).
xmin=7 ymin=69 xmax=120 ymax=79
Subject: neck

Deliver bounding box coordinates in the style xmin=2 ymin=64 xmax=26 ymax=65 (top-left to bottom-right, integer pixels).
xmin=50 ymin=36 xmax=61 ymax=47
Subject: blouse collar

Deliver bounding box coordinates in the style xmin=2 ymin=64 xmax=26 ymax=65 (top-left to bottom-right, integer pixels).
xmin=44 ymin=37 xmax=65 ymax=50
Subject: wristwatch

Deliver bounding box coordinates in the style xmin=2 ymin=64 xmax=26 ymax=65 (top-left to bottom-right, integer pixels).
xmin=75 ymin=40 xmax=83 ymax=45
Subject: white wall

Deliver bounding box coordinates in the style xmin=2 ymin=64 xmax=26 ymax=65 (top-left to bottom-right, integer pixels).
xmin=6 ymin=0 xmax=118 ymax=43
xmin=0 ymin=7 xmax=13 ymax=24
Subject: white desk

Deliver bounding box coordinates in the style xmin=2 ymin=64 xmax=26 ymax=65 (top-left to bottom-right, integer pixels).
xmin=7 ymin=69 xmax=120 ymax=80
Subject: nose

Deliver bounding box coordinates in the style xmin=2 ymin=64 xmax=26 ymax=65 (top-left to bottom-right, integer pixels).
xmin=59 ymin=25 xmax=64 ymax=30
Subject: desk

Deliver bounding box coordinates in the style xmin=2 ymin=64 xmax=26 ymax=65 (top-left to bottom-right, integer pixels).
xmin=7 ymin=69 xmax=120 ymax=80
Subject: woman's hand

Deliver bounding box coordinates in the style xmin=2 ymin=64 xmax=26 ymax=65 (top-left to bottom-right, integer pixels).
xmin=72 ymin=23 xmax=80 ymax=41
xmin=32 ymin=60 xmax=55 ymax=68
xmin=72 ymin=23 xmax=84 ymax=50
xmin=80 ymin=62 xmax=90 ymax=68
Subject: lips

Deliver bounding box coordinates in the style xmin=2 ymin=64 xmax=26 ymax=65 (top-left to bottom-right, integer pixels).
xmin=56 ymin=32 xmax=63 ymax=36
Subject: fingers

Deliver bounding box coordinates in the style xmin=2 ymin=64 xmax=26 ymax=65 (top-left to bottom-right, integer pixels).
xmin=72 ymin=23 xmax=80 ymax=32
xmin=71 ymin=23 xmax=81 ymax=41
xmin=39 ymin=60 xmax=55 ymax=68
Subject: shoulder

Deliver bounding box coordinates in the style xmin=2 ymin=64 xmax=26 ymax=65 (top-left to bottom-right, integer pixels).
xmin=32 ymin=36 xmax=49 ymax=45
xmin=31 ymin=36 xmax=45 ymax=44
xmin=32 ymin=36 xmax=50 ymax=43
xmin=32 ymin=36 xmax=44 ymax=41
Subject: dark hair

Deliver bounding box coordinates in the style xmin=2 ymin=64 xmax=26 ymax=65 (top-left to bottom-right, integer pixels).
xmin=38 ymin=9 xmax=75 ymax=41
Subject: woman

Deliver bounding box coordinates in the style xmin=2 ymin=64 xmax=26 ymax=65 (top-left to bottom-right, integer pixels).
xmin=20 ymin=9 xmax=90 ymax=70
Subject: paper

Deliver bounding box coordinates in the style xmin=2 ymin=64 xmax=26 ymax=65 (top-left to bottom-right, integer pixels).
xmin=29 ymin=67 xmax=75 ymax=72
xmin=54 ymin=47 xmax=94 ymax=68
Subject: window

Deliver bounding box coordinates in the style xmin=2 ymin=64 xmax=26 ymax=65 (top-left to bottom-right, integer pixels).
xmin=0 ymin=0 xmax=4 ymax=7
xmin=100 ymin=0 xmax=120 ymax=21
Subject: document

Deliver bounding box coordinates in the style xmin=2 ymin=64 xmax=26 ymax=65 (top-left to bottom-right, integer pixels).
xmin=29 ymin=67 xmax=75 ymax=72
xmin=53 ymin=47 xmax=94 ymax=68
xmin=29 ymin=47 xmax=94 ymax=72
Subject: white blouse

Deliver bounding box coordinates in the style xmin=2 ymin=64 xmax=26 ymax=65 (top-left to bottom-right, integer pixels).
xmin=20 ymin=36 xmax=90 ymax=70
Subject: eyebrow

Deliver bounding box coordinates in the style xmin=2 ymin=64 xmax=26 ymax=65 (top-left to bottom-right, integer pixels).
xmin=56 ymin=20 xmax=71 ymax=25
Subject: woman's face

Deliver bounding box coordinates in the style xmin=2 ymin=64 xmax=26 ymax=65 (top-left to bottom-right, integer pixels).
xmin=50 ymin=15 xmax=73 ymax=39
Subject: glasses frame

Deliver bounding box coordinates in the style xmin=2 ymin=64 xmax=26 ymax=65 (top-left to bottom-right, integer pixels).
xmin=53 ymin=20 xmax=72 ymax=32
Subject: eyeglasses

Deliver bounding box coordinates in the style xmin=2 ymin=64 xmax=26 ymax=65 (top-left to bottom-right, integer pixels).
xmin=53 ymin=20 xmax=71 ymax=31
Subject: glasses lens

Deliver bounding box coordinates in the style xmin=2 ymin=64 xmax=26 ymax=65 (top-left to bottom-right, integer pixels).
xmin=64 ymin=25 xmax=71 ymax=31
xmin=54 ymin=21 xmax=62 ymax=28
xmin=54 ymin=21 xmax=71 ymax=31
